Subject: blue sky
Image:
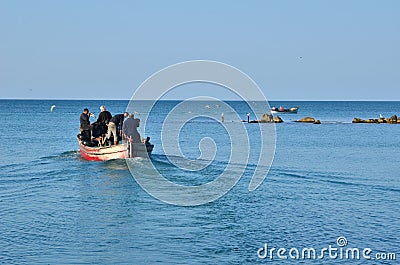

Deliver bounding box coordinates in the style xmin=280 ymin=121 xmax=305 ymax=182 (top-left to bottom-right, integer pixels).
xmin=0 ymin=0 xmax=399 ymax=100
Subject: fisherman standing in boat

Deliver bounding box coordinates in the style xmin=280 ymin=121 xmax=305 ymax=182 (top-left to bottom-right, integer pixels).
xmin=80 ymin=108 xmax=91 ymax=139
xmin=91 ymin=105 xmax=112 ymax=137
xmin=97 ymin=105 xmax=112 ymax=126
xmin=123 ymin=113 xmax=141 ymax=143
xmin=106 ymin=112 xmax=129 ymax=145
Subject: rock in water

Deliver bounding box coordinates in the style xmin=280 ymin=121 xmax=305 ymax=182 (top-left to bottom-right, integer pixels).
xmin=273 ymin=116 xmax=283 ymax=123
xmin=353 ymin=115 xmax=399 ymax=124
xmin=260 ymin=114 xmax=273 ymax=123
xmin=352 ymin=118 xmax=365 ymax=123
xmin=296 ymin=117 xmax=315 ymax=123
xmin=388 ymin=115 xmax=398 ymax=124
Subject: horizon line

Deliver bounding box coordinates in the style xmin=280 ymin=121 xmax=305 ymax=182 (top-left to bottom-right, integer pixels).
xmin=1 ymin=98 xmax=400 ymax=102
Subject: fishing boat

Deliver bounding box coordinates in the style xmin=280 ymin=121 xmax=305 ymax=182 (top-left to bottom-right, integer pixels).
xmin=271 ymin=106 xmax=299 ymax=114
xmin=77 ymin=136 xmax=154 ymax=161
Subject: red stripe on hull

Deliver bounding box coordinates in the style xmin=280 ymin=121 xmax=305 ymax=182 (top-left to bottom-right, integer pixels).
xmin=77 ymin=138 xmax=153 ymax=161
xmin=78 ymin=140 xmax=128 ymax=161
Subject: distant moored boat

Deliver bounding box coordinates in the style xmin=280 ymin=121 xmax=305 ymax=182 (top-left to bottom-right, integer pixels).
xmin=271 ymin=106 xmax=299 ymax=114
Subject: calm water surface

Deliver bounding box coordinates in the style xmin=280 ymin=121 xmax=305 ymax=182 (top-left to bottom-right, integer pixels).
xmin=0 ymin=100 xmax=399 ymax=264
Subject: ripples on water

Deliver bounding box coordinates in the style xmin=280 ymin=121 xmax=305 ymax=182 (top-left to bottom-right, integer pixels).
xmin=0 ymin=100 xmax=399 ymax=264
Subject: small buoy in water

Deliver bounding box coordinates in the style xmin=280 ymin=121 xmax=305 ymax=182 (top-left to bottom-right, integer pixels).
xmin=50 ymin=105 xmax=56 ymax=112
xmin=221 ymin=112 xmax=224 ymax=123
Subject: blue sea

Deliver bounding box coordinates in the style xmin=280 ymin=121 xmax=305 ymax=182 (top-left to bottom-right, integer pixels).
xmin=0 ymin=100 xmax=399 ymax=264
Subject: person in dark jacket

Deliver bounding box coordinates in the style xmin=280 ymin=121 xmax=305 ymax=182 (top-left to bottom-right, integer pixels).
xmin=80 ymin=108 xmax=90 ymax=129
xmin=92 ymin=105 xmax=112 ymax=136
xmin=97 ymin=105 xmax=112 ymax=125
xmin=122 ymin=114 xmax=141 ymax=143
xmin=80 ymin=108 xmax=91 ymax=139
xmin=106 ymin=112 xmax=129 ymax=145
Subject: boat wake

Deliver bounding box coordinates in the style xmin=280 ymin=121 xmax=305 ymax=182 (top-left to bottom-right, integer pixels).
xmin=17 ymin=150 xmax=399 ymax=196
xmin=40 ymin=150 xmax=81 ymax=161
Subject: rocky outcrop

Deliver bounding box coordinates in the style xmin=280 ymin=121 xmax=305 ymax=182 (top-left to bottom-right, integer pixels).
xmin=296 ymin=117 xmax=316 ymax=123
xmin=388 ymin=115 xmax=398 ymax=124
xmin=294 ymin=117 xmax=321 ymax=124
xmin=255 ymin=114 xmax=284 ymax=123
xmin=352 ymin=118 xmax=365 ymax=123
xmin=260 ymin=114 xmax=273 ymax=123
xmin=353 ymin=115 xmax=399 ymax=124
xmin=273 ymin=116 xmax=283 ymax=123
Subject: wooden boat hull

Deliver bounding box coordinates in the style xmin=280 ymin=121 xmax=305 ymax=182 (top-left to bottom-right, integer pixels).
xmin=78 ymin=138 xmax=154 ymax=161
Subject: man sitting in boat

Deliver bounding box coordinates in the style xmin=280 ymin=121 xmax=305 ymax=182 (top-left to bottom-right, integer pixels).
xmin=122 ymin=113 xmax=141 ymax=143
xmin=80 ymin=108 xmax=91 ymax=139
xmin=106 ymin=112 xmax=129 ymax=145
